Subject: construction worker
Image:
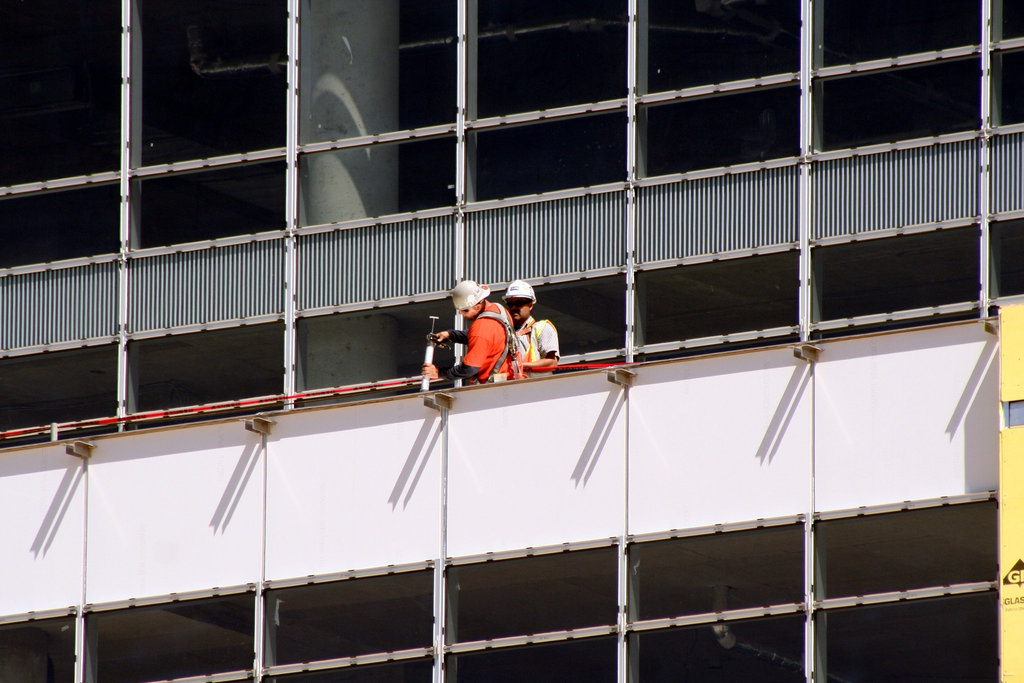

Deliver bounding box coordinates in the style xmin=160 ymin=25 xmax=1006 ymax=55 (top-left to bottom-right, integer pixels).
xmin=422 ymin=280 xmax=524 ymax=385
xmin=503 ymin=280 xmax=560 ymax=377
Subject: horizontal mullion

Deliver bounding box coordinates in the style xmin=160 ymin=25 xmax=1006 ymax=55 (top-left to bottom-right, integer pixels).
xmin=1 ymin=171 xmax=121 ymax=198
xmin=130 ymin=148 xmax=286 ymax=178
xmin=297 ymin=124 xmax=457 ymax=156
xmin=810 ymin=217 xmax=979 ymax=248
xmin=128 ymin=314 xmax=286 ymax=340
xmin=466 ymin=99 xmax=627 ymax=132
xmin=445 ymin=625 xmax=618 ymax=655
xmin=814 ymin=581 xmax=996 ymax=611
xmin=264 ymin=647 xmax=434 ymax=677
xmin=814 ymin=491 xmax=996 ymax=522
xmin=814 ymin=45 xmax=980 ymax=80
xmin=264 ymin=561 xmax=434 ymax=591
xmin=446 ymin=538 xmax=618 ymax=567
xmin=0 ymin=606 xmax=77 ymax=626
xmin=811 ymin=301 xmax=980 ymax=333
xmin=84 ymin=584 xmax=255 ymax=613
xmin=638 ymin=72 xmax=800 ymax=107
xmin=628 ymin=514 xmax=804 ymax=545
xmin=636 ymin=326 xmax=799 ymax=357
xmin=628 ymin=603 xmax=805 ymax=634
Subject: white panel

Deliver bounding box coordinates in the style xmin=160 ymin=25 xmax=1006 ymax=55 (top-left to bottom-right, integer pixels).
xmin=0 ymin=445 xmax=84 ymax=616
xmin=447 ymin=374 xmax=626 ymax=558
xmin=265 ymin=398 xmax=441 ymax=580
xmin=815 ymin=323 xmax=999 ymax=512
xmin=86 ymin=422 xmax=262 ymax=603
xmin=629 ymin=349 xmax=813 ymax=534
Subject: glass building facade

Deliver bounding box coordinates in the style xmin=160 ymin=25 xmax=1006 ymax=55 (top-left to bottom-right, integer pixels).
xmin=1 ymin=2 xmax=1022 ymax=433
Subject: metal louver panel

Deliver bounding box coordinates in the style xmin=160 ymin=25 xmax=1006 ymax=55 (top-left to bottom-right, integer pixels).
xmin=297 ymin=216 xmax=456 ymax=311
xmin=130 ymin=240 xmax=284 ymax=333
xmin=0 ymin=262 xmax=118 ymax=350
xmin=991 ymin=132 xmax=1024 ymax=216
xmin=465 ymin=192 xmax=625 ymax=284
xmin=637 ymin=168 xmax=798 ymax=264
xmin=813 ymin=141 xmax=978 ymax=239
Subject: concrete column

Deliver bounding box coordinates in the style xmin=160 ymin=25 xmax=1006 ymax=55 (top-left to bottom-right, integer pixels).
xmin=300 ymin=0 xmax=400 ymax=226
xmin=0 ymin=628 xmax=49 ymax=683
xmin=299 ymin=314 xmax=398 ymax=388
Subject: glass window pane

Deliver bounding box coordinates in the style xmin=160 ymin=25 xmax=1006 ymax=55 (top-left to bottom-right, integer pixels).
xmin=819 ymin=593 xmax=997 ymax=682
xmin=997 ymin=49 xmax=1024 ymax=126
xmin=992 ymin=219 xmax=1024 ymax=298
xmin=0 ymin=185 xmax=120 ymax=268
xmin=631 ymin=615 xmax=805 ymax=682
xmin=140 ymin=0 xmax=287 ymax=165
xmin=629 ymin=525 xmax=804 ymax=622
xmin=646 ymin=0 xmax=800 ymax=93
xmin=135 ymin=162 xmax=286 ymax=249
xmin=526 ymin=278 xmax=626 ymax=358
xmin=636 ymin=253 xmax=799 ymax=346
xmin=471 ymin=113 xmax=626 ymax=202
xmin=266 ymin=571 xmax=433 ymax=665
xmin=1004 ymin=0 xmax=1024 ymax=40
xmin=642 ymin=87 xmax=799 ymax=176
xmin=813 ymin=228 xmax=980 ymax=322
xmin=447 ymin=548 xmax=617 ymax=643
xmin=299 ymin=137 xmax=455 ymax=227
xmin=816 ymin=502 xmax=996 ymax=599
xmin=131 ymin=324 xmax=283 ymax=412
xmin=450 ymin=637 xmax=617 ymax=683
xmin=0 ymin=346 xmax=118 ymax=430
xmin=820 ymin=0 xmax=979 ymax=67
xmin=0 ymin=617 xmax=76 ymax=683
xmin=267 ymin=659 xmax=433 ymax=682
xmin=472 ymin=1 xmax=627 ymax=118
xmin=298 ymin=300 xmax=453 ymax=391
xmin=817 ymin=59 xmax=979 ymax=151
xmin=87 ymin=594 xmax=255 ymax=683
xmin=0 ymin=1 xmax=121 ymax=185
xmin=299 ymin=0 xmax=456 ymax=144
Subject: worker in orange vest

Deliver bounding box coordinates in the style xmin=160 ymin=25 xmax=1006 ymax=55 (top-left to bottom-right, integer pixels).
xmin=422 ymin=280 xmax=524 ymax=384
xmin=503 ymin=280 xmax=560 ymax=377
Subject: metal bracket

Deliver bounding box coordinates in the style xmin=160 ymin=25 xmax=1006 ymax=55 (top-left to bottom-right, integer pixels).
xmin=606 ymin=368 xmax=636 ymax=387
xmin=65 ymin=440 xmax=95 ymax=459
xmin=984 ymin=319 xmax=998 ymax=336
xmin=423 ymin=393 xmax=455 ymax=412
xmin=244 ymin=416 xmax=276 ymax=436
xmin=792 ymin=344 xmax=822 ymax=363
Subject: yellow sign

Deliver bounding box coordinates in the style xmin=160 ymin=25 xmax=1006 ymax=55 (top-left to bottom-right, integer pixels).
xmin=1001 ymin=306 xmax=1024 ymax=681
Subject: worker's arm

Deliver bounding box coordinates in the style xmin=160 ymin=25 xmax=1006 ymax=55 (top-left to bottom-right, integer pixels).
xmin=523 ymin=352 xmax=559 ymax=372
xmin=422 ymin=329 xmax=478 ymax=381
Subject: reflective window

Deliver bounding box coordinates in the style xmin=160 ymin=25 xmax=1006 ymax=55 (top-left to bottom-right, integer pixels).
xmin=0 ymin=0 xmax=121 ymax=186
xmin=816 ymin=59 xmax=979 ymax=151
xmin=629 ymin=525 xmax=804 ymax=622
xmin=470 ymin=113 xmax=626 ymax=202
xmin=0 ymin=345 xmax=117 ymax=430
xmin=818 ymin=593 xmax=998 ymax=682
xmin=991 ymin=219 xmax=1024 ymax=298
xmin=298 ymin=136 xmax=456 ymax=227
xmin=471 ymin=0 xmax=627 ymax=119
xmin=297 ymin=299 xmax=454 ymax=391
xmin=449 ymin=637 xmax=616 ymax=683
xmin=996 ymin=49 xmax=1024 ymax=126
xmin=636 ymin=253 xmax=799 ymax=346
xmin=819 ymin=0 xmax=979 ymax=67
xmin=0 ymin=617 xmax=76 ymax=683
xmin=641 ymin=86 xmax=800 ymax=176
xmin=299 ymin=0 xmax=456 ymax=144
xmin=140 ymin=0 xmax=287 ymax=165
xmin=267 ymin=659 xmax=433 ymax=682
xmin=526 ymin=277 xmax=626 ymax=358
xmin=0 ymin=185 xmax=120 ymax=268
xmin=812 ymin=228 xmax=980 ymax=322
xmin=447 ymin=548 xmax=617 ymax=643
xmin=631 ymin=615 xmax=805 ymax=682
xmin=130 ymin=324 xmax=284 ymax=412
xmin=645 ymin=0 xmax=800 ymax=93
xmin=266 ymin=571 xmax=433 ymax=665
xmin=86 ymin=594 xmax=255 ymax=683
xmin=134 ymin=162 xmax=286 ymax=249
xmin=1003 ymin=0 xmax=1024 ymax=40
xmin=816 ymin=503 xmax=996 ymax=600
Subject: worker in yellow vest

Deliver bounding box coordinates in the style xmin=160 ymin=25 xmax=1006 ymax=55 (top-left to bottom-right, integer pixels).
xmin=503 ymin=280 xmax=560 ymax=377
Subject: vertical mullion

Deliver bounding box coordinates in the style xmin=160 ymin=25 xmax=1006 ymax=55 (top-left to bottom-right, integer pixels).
xmin=282 ymin=0 xmax=301 ymax=405
xmin=798 ymin=0 xmax=815 ymax=343
xmin=980 ymin=0 xmax=993 ymax=314
xmin=625 ymin=0 xmax=640 ymax=365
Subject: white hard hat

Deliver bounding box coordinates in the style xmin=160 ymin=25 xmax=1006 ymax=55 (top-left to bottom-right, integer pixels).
xmin=503 ymin=279 xmax=536 ymax=303
xmin=451 ymin=280 xmax=490 ymax=311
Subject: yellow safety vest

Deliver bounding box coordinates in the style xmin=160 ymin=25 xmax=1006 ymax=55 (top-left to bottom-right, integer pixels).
xmin=519 ymin=318 xmax=552 ymax=363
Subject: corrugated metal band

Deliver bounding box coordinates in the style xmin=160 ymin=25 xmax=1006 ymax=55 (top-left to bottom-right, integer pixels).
xmin=464 ymin=192 xmax=626 ymax=284
xmin=297 ymin=215 xmax=456 ymax=311
xmin=813 ymin=140 xmax=978 ymax=239
xmin=0 ymin=262 xmax=118 ymax=350
xmin=991 ymin=132 xmax=1024 ymax=216
xmin=129 ymin=240 xmax=285 ymax=333
xmin=636 ymin=167 xmax=799 ymax=264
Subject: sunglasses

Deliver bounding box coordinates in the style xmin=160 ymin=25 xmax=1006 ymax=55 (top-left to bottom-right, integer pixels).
xmin=505 ymin=299 xmax=533 ymax=308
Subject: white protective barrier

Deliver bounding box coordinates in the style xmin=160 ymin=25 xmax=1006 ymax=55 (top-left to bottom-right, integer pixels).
xmin=0 ymin=320 xmax=1001 ymax=616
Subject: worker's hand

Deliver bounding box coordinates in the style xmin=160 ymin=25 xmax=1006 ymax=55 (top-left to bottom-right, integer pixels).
xmin=422 ymin=363 xmax=439 ymax=379
xmin=427 ymin=331 xmax=452 ymax=349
